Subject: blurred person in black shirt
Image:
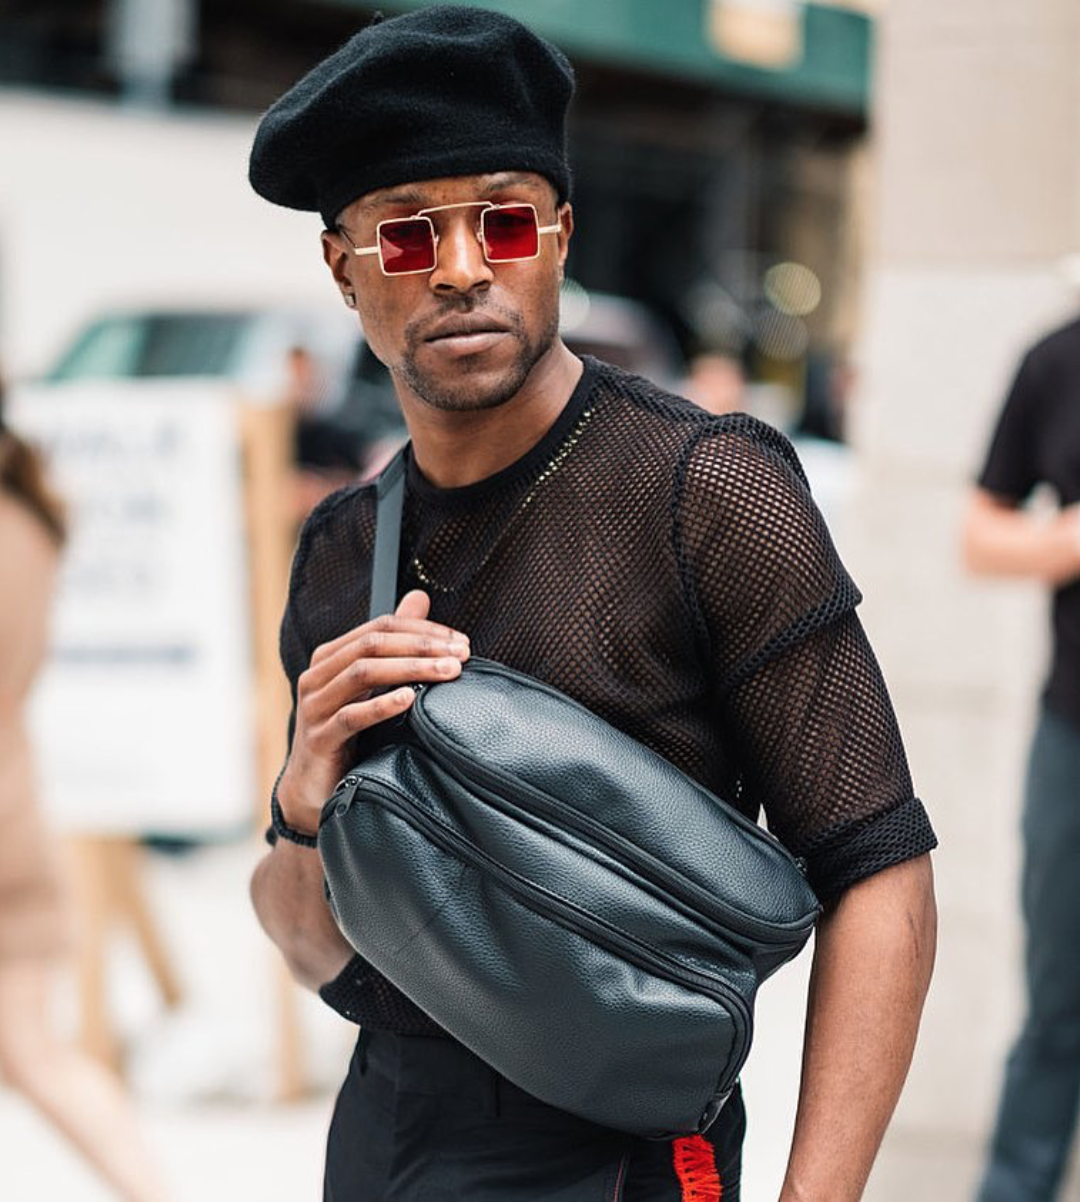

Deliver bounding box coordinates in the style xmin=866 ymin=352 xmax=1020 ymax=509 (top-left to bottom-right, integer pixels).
xmin=964 ymin=314 xmax=1080 ymax=1202
xmin=284 ymin=344 xmax=364 ymax=522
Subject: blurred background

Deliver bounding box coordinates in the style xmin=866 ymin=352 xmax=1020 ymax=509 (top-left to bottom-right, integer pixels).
xmin=1 ymin=0 xmax=1078 ymax=1198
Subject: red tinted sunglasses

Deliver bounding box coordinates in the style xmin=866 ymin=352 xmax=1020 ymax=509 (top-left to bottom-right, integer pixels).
xmin=345 ymin=201 xmax=561 ymax=276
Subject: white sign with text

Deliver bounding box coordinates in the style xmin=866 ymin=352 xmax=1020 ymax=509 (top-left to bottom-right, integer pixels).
xmin=11 ymin=380 xmax=256 ymax=836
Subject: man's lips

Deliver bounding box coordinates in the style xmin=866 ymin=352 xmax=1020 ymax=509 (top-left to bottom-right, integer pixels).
xmin=421 ymin=314 xmax=511 ymax=343
xmin=419 ymin=314 xmax=513 ymax=358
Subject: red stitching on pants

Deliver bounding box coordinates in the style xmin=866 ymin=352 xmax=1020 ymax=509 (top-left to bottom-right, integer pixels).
xmin=672 ymin=1134 xmax=722 ymax=1200
xmin=611 ymin=1153 xmax=628 ymax=1201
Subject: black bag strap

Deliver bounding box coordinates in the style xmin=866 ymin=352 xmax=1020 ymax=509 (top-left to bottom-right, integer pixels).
xmin=369 ymin=444 xmax=409 ymax=621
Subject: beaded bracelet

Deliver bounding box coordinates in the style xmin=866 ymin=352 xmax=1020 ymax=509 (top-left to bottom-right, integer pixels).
xmin=270 ymin=773 xmax=319 ymax=849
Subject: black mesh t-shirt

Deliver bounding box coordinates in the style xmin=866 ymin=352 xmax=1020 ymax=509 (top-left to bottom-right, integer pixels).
xmin=276 ymin=356 xmax=936 ymax=1035
xmin=978 ymin=316 xmax=1080 ymax=728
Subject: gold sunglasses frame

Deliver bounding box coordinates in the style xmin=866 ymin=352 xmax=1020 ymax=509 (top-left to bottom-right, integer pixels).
xmin=347 ymin=200 xmax=561 ymax=277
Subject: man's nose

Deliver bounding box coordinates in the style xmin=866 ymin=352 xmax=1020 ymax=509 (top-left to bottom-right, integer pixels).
xmin=429 ymin=215 xmax=494 ymax=295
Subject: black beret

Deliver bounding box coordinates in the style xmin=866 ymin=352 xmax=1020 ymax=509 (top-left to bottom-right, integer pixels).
xmin=249 ymin=5 xmax=575 ymax=227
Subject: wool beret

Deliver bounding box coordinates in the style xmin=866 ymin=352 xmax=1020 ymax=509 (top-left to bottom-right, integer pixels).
xmin=249 ymin=6 xmax=575 ymax=227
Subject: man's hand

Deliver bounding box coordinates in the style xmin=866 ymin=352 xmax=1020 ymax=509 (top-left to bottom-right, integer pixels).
xmin=277 ymin=589 xmax=470 ymax=835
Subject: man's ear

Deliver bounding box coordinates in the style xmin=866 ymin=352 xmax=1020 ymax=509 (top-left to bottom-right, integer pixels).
xmin=556 ymin=203 xmax=574 ymax=269
xmin=321 ymin=229 xmax=355 ymax=305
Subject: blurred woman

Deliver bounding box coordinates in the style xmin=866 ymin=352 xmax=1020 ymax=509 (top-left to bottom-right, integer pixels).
xmin=0 ymin=378 xmax=169 ymax=1202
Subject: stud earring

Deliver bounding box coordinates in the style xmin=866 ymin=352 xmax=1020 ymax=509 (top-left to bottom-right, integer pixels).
xmin=344 ymin=292 xmax=357 ymax=309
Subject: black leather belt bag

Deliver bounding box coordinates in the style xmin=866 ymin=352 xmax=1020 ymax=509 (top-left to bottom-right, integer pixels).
xmin=317 ymin=450 xmax=821 ymax=1138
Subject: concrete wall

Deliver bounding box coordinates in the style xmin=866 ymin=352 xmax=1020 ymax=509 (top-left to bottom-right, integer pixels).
xmin=850 ymin=3 xmax=1080 ymax=1196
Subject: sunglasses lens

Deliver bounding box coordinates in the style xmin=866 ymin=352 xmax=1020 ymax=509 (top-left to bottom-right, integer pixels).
xmin=379 ymin=218 xmax=436 ymax=274
xmin=483 ymin=206 xmax=540 ymax=261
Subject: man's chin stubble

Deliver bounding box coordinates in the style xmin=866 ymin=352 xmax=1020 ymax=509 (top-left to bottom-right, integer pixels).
xmin=401 ymin=358 xmax=531 ymax=413
xmin=400 ymin=322 xmax=557 ymax=414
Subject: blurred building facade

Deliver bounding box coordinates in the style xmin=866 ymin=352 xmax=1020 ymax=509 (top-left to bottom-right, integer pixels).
xmin=1 ymin=1 xmax=875 ymax=427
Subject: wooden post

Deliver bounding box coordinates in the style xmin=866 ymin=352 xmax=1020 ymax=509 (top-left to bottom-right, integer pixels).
xmin=109 ymin=839 xmax=183 ymax=1009
xmin=69 ymin=835 xmax=182 ymax=1071
xmin=238 ymin=401 xmax=306 ymax=1101
xmin=69 ymin=836 xmax=122 ymax=1071
xmin=238 ymin=403 xmax=295 ymax=825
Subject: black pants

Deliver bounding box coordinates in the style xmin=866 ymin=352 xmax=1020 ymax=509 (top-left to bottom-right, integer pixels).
xmin=324 ymin=1030 xmax=744 ymax=1200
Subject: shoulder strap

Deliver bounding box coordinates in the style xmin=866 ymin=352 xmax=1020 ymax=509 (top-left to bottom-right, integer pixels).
xmin=369 ymin=445 xmax=409 ymax=621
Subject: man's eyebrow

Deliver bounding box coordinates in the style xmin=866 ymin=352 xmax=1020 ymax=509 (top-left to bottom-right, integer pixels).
xmin=478 ymin=173 xmax=543 ymax=196
xmin=358 ymin=187 xmax=429 ymax=214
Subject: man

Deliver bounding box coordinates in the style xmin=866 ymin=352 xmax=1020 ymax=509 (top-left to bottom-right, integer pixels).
xmin=248 ymin=9 xmax=937 ymax=1199
xmin=963 ymin=313 xmax=1080 ymax=1202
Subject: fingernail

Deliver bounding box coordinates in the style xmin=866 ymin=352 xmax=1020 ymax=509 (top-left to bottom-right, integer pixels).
xmin=438 ymin=657 xmax=461 ymax=675
xmin=450 ymin=640 xmax=470 ymax=656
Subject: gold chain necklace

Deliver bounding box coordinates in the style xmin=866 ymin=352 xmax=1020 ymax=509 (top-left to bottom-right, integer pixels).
xmin=410 ymin=405 xmax=595 ymax=594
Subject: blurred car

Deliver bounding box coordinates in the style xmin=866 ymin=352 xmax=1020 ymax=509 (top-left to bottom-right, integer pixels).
xmin=42 ymin=303 xmax=360 ymax=403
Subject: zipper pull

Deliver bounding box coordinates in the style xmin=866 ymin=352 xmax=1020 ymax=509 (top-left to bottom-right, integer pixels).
xmin=324 ymin=775 xmax=361 ymax=822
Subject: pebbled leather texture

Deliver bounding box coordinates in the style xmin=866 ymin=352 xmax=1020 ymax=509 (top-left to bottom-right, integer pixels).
xmin=319 ymin=658 xmax=820 ymax=1138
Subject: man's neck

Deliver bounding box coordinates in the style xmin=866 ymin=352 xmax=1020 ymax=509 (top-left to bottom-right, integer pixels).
xmin=396 ymin=343 xmax=584 ymax=490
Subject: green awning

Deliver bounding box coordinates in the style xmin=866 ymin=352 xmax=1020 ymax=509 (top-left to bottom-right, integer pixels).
xmin=318 ymin=1 xmax=871 ymax=116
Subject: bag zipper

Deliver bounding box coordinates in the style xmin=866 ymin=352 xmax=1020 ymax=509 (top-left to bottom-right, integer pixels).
xmin=419 ymin=657 xmax=812 ymax=863
xmin=326 ymin=772 xmax=751 ymax=1093
xmin=408 ymin=674 xmax=817 ymax=948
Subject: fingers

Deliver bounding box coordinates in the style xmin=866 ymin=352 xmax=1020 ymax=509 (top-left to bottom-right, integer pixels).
xmin=303 ymin=628 xmax=469 ymax=699
xmin=395 ymin=589 xmax=431 ymax=621
xmin=308 ymin=617 xmax=450 ymax=666
xmin=294 ymin=590 xmax=473 ymax=753
xmin=313 ymin=652 xmax=464 ymax=715
xmin=307 ymin=615 xmax=469 ymax=681
xmin=334 ymin=687 xmax=419 ymax=736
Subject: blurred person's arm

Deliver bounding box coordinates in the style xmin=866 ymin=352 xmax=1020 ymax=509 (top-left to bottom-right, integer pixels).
xmin=779 ymin=855 xmax=937 ymax=1202
xmin=961 ymin=488 xmax=1080 ymax=586
xmin=250 ymin=841 xmax=352 ymax=992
